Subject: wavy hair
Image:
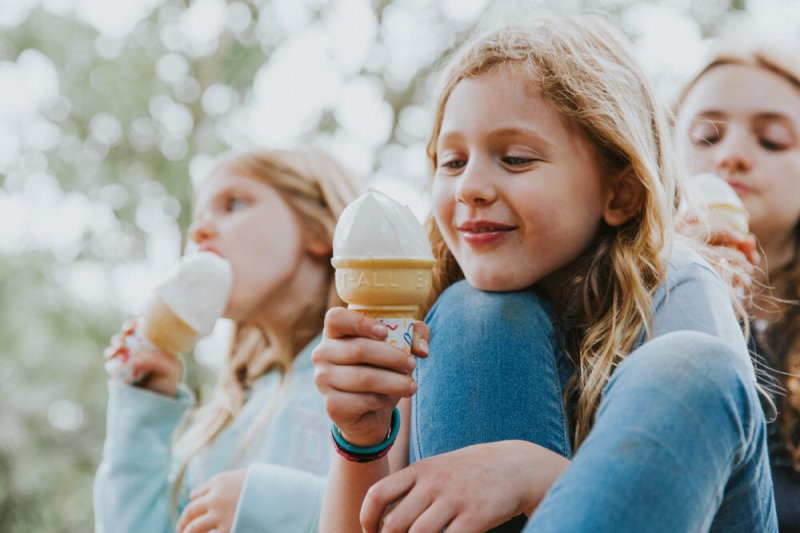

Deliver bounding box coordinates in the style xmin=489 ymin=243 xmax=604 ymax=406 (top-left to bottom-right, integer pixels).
xmin=173 ymin=147 xmax=361 ymax=500
xmin=421 ymin=16 xmax=679 ymax=447
xmin=677 ymin=46 xmax=800 ymax=470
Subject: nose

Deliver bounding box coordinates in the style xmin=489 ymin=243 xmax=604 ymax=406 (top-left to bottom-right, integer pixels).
xmin=456 ymin=157 xmax=497 ymax=206
xmin=714 ymin=127 xmax=754 ymax=177
xmin=189 ymin=214 xmax=217 ymax=245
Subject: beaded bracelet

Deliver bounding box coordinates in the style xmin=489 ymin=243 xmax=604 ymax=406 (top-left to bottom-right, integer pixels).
xmin=331 ymin=407 xmax=400 ymax=463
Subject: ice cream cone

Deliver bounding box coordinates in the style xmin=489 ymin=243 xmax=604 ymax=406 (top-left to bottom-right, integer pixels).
xmin=331 ymin=190 xmax=435 ymax=352
xmin=105 ymin=252 xmax=233 ymax=383
xmin=333 ymin=257 xmax=434 ymax=351
xmin=138 ymin=296 xmax=201 ymax=357
xmin=687 ymin=173 xmax=750 ymax=233
xmin=704 ymin=204 xmax=750 ymax=234
xmin=333 ymin=258 xmax=435 ymax=315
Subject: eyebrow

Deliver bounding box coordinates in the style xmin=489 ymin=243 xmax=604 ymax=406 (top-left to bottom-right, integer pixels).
xmin=693 ymin=110 xmax=795 ymax=124
xmin=439 ymin=126 xmax=555 ymax=152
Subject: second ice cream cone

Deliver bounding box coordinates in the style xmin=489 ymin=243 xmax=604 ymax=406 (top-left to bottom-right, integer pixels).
xmin=138 ymin=296 xmax=201 ymax=357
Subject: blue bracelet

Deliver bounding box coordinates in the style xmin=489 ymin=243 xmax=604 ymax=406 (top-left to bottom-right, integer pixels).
xmin=331 ymin=407 xmax=400 ymax=462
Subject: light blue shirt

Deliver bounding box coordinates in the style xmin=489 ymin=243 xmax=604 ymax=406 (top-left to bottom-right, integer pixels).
xmin=93 ymin=335 xmax=333 ymax=532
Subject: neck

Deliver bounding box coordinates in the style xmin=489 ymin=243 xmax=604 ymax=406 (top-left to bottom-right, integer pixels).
xmin=751 ymin=232 xmax=797 ymax=322
xmin=250 ymin=257 xmax=330 ymax=357
xmin=757 ymin=234 xmax=797 ymax=282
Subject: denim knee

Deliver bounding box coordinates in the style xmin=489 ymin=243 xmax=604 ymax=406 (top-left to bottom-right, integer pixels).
xmin=412 ymin=281 xmax=575 ymax=461
xmin=604 ymin=330 xmax=762 ymax=459
xmin=426 ymin=280 xmax=556 ymax=347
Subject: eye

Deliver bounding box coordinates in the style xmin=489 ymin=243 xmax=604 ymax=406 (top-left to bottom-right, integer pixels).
xmin=688 ymin=120 xmax=723 ymax=147
xmin=759 ymin=138 xmax=787 ymax=151
xmin=226 ymin=197 xmax=249 ymax=211
xmin=758 ymin=122 xmax=793 ymax=152
xmin=501 ymin=156 xmax=535 ymax=166
xmin=441 ymin=158 xmax=467 ymax=170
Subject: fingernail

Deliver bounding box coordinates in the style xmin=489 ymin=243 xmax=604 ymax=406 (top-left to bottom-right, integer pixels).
xmin=419 ymin=338 xmax=429 ymax=355
xmin=408 ymin=378 xmax=418 ymax=395
xmin=372 ymin=324 xmax=387 ymax=338
xmin=407 ymin=356 xmax=416 ymax=371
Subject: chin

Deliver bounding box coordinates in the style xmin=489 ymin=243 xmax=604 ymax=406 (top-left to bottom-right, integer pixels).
xmin=464 ymin=271 xmax=533 ymax=293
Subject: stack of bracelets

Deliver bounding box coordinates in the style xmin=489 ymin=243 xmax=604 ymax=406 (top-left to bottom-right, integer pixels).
xmin=331 ymin=406 xmax=401 ymax=463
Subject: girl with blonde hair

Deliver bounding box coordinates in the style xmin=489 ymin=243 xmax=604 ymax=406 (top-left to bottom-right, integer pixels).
xmin=94 ymin=147 xmax=361 ymax=532
xmin=312 ymin=15 xmax=777 ymax=532
xmin=675 ymin=42 xmax=800 ymax=532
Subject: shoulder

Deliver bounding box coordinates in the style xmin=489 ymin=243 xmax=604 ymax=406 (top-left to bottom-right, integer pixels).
xmin=657 ymin=244 xmax=725 ymax=299
xmin=650 ymin=243 xmax=733 ymax=324
xmin=664 ymin=244 xmax=719 ymax=283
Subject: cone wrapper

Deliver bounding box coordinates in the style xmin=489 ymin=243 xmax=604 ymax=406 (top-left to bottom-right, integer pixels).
xmin=333 ymin=258 xmax=434 ymax=353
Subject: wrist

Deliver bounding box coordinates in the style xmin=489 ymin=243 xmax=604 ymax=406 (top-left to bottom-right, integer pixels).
xmin=332 ymin=407 xmax=400 ymax=463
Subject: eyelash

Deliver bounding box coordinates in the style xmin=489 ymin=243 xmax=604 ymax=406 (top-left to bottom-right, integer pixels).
xmin=439 ymin=155 xmax=537 ymax=171
xmin=759 ymin=138 xmax=786 ymax=151
xmin=502 ymin=156 xmax=534 ymax=166
xmin=226 ymin=197 xmax=248 ymax=211
xmin=443 ymin=159 xmax=467 ymax=170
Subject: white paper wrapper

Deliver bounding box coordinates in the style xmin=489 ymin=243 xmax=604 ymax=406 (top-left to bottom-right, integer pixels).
xmin=377 ymin=317 xmax=414 ymax=353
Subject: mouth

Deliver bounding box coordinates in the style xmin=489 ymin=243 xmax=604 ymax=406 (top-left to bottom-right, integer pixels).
xmin=457 ymin=220 xmax=516 ymax=245
xmin=726 ymin=181 xmax=751 ymax=196
xmin=198 ymin=245 xmax=223 ymax=258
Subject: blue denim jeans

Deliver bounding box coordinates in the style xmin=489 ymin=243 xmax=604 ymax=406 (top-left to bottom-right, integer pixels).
xmin=413 ymin=280 xmax=777 ymax=532
xmin=411 ymin=280 xmax=574 ymax=464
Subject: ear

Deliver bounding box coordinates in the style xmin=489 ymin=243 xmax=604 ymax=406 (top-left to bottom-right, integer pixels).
xmin=603 ymin=166 xmax=645 ymax=227
xmin=307 ymin=237 xmax=332 ymax=258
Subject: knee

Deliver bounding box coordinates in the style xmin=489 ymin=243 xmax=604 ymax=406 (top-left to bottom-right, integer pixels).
xmin=426 ymin=280 xmax=553 ymax=332
xmin=611 ymin=331 xmax=760 ymax=424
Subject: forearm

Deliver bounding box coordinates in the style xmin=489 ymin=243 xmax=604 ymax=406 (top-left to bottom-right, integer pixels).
xmin=319 ymin=456 xmax=390 ymax=533
xmin=94 ymin=380 xmax=192 ymax=533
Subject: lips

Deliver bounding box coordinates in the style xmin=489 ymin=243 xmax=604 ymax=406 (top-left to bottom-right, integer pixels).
xmin=726 ymin=181 xmax=751 ymax=196
xmin=198 ymin=244 xmax=224 ymax=257
xmin=457 ymin=220 xmax=516 ymax=245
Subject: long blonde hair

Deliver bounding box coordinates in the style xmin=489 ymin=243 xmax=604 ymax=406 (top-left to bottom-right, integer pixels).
xmin=678 ymin=45 xmax=800 ymax=470
xmin=422 ymin=16 xmax=678 ymax=447
xmin=173 ymin=147 xmax=360 ymax=497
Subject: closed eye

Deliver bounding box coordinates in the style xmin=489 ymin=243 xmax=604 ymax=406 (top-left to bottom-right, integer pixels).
xmin=760 ymin=138 xmax=787 ymax=151
xmin=502 ymin=156 xmax=535 ymax=166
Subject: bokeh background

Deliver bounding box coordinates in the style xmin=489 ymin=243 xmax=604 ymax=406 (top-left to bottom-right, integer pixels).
xmin=1 ymin=0 xmax=799 ymax=530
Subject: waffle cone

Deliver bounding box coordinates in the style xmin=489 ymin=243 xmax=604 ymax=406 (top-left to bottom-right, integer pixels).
xmin=138 ymin=297 xmax=200 ymax=357
xmin=707 ymin=204 xmax=750 ymax=234
xmin=332 ymin=258 xmax=434 ymax=318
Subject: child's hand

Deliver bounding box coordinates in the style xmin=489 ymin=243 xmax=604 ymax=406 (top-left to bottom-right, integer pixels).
xmin=700 ymin=223 xmax=760 ymax=290
xmin=312 ymin=307 xmax=427 ymax=448
xmin=360 ymin=441 xmax=569 ymax=533
xmin=103 ymin=320 xmax=181 ymax=397
xmin=176 ymin=469 xmax=246 ymax=533
xmin=705 ymin=223 xmax=759 ymax=267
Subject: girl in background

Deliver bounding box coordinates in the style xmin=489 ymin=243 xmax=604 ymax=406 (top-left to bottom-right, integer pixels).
xmin=94 ymin=147 xmax=360 ymax=533
xmin=312 ymin=16 xmax=776 ymax=532
xmin=676 ymin=44 xmax=800 ymax=532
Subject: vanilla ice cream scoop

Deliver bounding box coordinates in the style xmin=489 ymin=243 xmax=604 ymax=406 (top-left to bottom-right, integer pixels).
xmin=331 ymin=189 xmax=435 ymax=352
xmin=686 ymin=173 xmax=750 ymax=233
xmin=154 ymin=251 xmax=233 ymax=335
xmin=333 ymin=189 xmax=434 ymax=261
